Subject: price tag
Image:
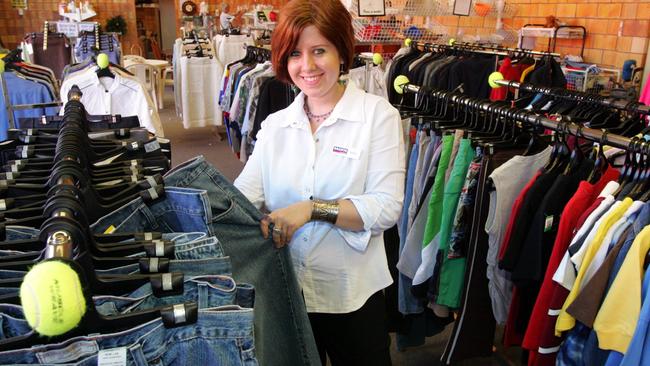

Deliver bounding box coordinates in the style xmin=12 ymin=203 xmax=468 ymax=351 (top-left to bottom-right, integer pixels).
xmin=97 ymin=347 xmax=127 ymax=366
xmin=544 ymin=215 xmax=554 ymax=232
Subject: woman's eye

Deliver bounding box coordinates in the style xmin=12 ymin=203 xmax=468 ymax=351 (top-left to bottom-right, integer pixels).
xmin=289 ymin=51 xmax=300 ymax=57
xmin=314 ymin=48 xmax=325 ymax=55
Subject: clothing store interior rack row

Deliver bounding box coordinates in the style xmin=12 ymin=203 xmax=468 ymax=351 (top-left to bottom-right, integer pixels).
xmin=390 ymin=62 xmax=650 ymax=364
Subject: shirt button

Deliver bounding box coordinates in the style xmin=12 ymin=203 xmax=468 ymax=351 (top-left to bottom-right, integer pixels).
xmin=303 ymin=237 xmax=308 ymax=242
xmin=315 ymin=138 xmax=320 ymax=143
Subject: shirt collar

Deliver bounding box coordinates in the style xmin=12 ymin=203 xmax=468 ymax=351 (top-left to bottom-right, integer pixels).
xmin=86 ymin=67 xmax=123 ymax=93
xmin=281 ymin=82 xmax=366 ymax=128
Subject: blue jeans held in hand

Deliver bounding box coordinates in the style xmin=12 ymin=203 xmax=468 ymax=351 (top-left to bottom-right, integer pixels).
xmin=162 ymin=156 xmax=321 ymax=366
xmin=0 ymin=306 xmax=258 ymax=366
xmin=94 ymin=275 xmax=255 ymax=315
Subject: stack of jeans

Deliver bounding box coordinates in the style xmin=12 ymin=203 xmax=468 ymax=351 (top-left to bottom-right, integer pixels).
xmin=0 ymin=156 xmax=320 ymax=366
xmin=0 ymin=230 xmax=259 ymax=365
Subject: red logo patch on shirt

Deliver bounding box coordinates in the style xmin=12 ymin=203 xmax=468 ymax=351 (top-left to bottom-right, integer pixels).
xmin=333 ymin=146 xmax=348 ymax=155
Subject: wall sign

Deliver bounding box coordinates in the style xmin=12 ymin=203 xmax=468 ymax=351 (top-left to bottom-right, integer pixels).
xmin=358 ymin=0 xmax=385 ymax=17
xmin=11 ymin=0 xmax=27 ymax=9
xmin=453 ymin=0 xmax=472 ymax=16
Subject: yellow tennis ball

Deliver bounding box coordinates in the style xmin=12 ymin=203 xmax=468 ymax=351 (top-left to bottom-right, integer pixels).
xmin=488 ymin=71 xmax=505 ymax=88
xmin=393 ymin=75 xmax=410 ymax=94
xmin=448 ymin=38 xmax=456 ymax=46
xmin=372 ymin=53 xmax=383 ymax=66
xmin=404 ymin=38 xmax=412 ymax=47
xmin=20 ymin=260 xmax=86 ymax=336
xmin=96 ymin=53 xmax=110 ymax=69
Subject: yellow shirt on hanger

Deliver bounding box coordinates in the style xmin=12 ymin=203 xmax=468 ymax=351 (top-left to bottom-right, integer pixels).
xmin=555 ymin=197 xmax=633 ymax=335
xmin=593 ymin=225 xmax=650 ymax=353
xmin=520 ymin=64 xmax=536 ymax=83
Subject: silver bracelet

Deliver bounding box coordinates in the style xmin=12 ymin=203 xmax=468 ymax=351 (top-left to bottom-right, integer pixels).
xmin=311 ymin=199 xmax=339 ymax=224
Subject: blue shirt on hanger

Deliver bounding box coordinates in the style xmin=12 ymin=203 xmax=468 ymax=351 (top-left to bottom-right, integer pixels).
xmin=0 ymin=71 xmax=59 ymax=140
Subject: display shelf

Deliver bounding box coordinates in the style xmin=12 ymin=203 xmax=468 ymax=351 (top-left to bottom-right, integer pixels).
xmin=517 ymin=24 xmax=586 ymax=57
xmin=348 ymin=0 xmax=448 ymax=45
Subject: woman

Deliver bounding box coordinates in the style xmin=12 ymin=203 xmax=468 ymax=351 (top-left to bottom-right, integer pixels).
xmin=234 ymin=0 xmax=405 ymax=364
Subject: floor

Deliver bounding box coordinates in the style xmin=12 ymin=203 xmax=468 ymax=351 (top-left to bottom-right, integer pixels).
xmin=159 ymin=88 xmax=521 ymax=366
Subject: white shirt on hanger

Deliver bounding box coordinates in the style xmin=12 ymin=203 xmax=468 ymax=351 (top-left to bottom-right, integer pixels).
xmin=234 ymin=82 xmax=405 ymax=313
xmin=59 ymin=69 xmax=163 ymax=135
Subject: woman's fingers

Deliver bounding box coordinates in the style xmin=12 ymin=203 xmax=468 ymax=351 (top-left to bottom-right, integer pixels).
xmin=260 ymin=215 xmax=272 ymax=239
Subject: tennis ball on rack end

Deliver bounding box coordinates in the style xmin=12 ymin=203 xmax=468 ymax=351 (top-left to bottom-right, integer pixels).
xmin=96 ymin=53 xmax=110 ymax=69
xmin=393 ymin=75 xmax=410 ymax=95
xmin=20 ymin=260 xmax=87 ymax=337
xmin=372 ymin=53 xmax=383 ymax=66
xmin=488 ymin=71 xmax=505 ymax=89
xmin=404 ymin=38 xmax=412 ymax=47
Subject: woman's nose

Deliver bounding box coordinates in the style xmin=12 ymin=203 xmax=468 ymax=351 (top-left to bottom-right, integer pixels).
xmin=301 ymin=54 xmax=316 ymax=69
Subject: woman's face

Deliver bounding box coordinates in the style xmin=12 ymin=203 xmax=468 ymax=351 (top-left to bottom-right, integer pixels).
xmin=287 ymin=25 xmax=342 ymax=102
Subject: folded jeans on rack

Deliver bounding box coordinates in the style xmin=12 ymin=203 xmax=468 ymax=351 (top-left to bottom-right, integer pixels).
xmin=91 ymin=186 xmax=214 ymax=235
xmin=0 ymin=306 xmax=258 ymax=366
xmin=94 ymin=274 xmax=255 ymax=315
xmin=16 ymin=116 xmax=141 ymax=131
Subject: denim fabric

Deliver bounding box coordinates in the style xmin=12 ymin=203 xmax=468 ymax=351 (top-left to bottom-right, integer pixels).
xmin=123 ymin=236 xmax=225 ymax=260
xmin=162 ymin=156 xmax=320 ymax=366
xmin=94 ymin=275 xmax=254 ymax=315
xmin=5 ymin=226 xmax=40 ymax=241
xmin=0 ymin=306 xmax=258 ymax=366
xmin=91 ymin=187 xmax=214 ymax=235
xmin=0 ymin=237 xmax=228 ymax=291
xmin=0 ymin=303 xmax=31 ymax=340
xmin=95 ymin=255 xmax=232 ymax=277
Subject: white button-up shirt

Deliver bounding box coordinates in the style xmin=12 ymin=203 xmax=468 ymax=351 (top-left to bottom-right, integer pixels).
xmin=235 ymin=82 xmax=405 ymax=313
xmin=60 ymin=69 xmax=163 ymax=136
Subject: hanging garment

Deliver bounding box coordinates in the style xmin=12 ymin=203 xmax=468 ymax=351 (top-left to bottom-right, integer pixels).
xmin=59 ymin=68 xmax=163 ymax=136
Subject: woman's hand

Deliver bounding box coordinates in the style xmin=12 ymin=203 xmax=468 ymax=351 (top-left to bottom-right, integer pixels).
xmin=260 ymin=201 xmax=312 ymax=248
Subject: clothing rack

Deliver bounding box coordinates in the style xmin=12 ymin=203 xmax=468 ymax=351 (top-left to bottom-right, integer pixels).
xmin=409 ymin=40 xmax=561 ymax=58
xmin=243 ymin=45 xmax=271 ymax=62
xmin=492 ymin=78 xmax=650 ymax=116
xmin=395 ymin=78 xmax=636 ymax=151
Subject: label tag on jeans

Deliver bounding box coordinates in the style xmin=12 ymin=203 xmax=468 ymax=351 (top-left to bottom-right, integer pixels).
xmin=104 ymin=225 xmax=116 ymax=234
xmin=97 ymin=347 xmax=127 ymax=366
xmin=144 ymin=140 xmax=161 ymax=153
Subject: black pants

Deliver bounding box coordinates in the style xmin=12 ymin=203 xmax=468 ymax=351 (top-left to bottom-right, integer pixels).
xmin=308 ymin=290 xmax=392 ymax=366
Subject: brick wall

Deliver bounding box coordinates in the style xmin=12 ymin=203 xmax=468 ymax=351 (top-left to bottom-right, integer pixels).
xmin=1 ymin=0 xmax=138 ymax=57
xmin=429 ymin=0 xmax=650 ymax=69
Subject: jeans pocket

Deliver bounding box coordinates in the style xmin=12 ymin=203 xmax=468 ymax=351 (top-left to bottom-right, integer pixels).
xmin=211 ymin=198 xmax=257 ymax=227
xmin=238 ymin=337 xmax=258 ymax=366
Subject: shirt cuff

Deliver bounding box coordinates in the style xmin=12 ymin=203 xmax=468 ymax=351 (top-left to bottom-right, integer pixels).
xmin=336 ymin=194 xmax=385 ymax=252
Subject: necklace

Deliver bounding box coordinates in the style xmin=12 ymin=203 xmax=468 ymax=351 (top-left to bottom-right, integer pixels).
xmin=304 ymin=102 xmax=334 ymax=123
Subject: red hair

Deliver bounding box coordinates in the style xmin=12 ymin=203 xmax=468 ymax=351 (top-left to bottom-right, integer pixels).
xmin=271 ymin=0 xmax=354 ymax=84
